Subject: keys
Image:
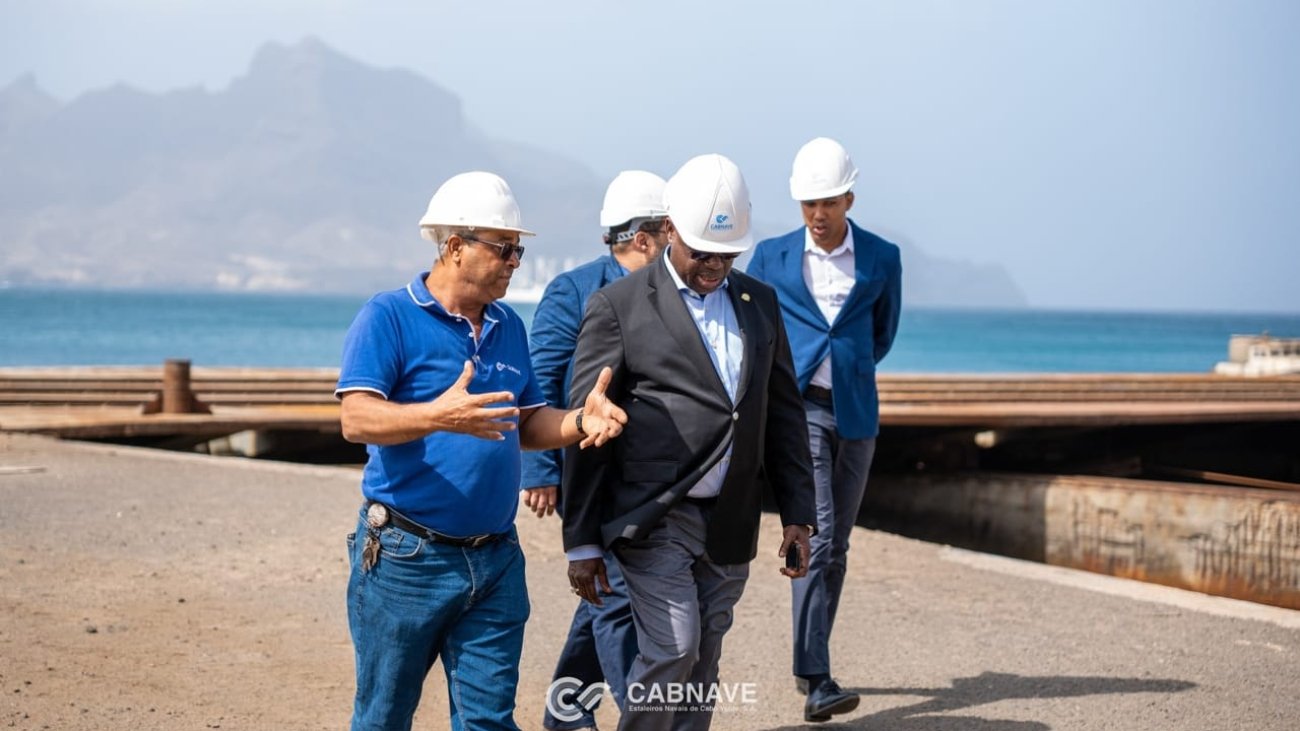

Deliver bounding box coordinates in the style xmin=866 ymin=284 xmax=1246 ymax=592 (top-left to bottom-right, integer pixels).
xmin=361 ymin=504 xmax=388 ymax=572
xmin=361 ymin=531 xmax=381 ymax=572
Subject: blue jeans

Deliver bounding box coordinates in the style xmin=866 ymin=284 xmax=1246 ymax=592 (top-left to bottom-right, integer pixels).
xmin=791 ymin=398 xmax=876 ymax=677
xmin=347 ymin=510 xmax=530 ymax=731
xmin=543 ymin=552 xmax=638 ymax=729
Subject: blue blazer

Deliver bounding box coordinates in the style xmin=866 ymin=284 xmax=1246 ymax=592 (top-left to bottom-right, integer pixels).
xmin=521 ymin=254 xmax=626 ymax=489
xmin=745 ymin=220 xmax=902 ymax=439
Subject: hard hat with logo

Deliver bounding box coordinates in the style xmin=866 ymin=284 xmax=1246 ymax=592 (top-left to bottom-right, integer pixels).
xmin=419 ymin=171 xmax=535 ymax=241
xmin=663 ymin=153 xmax=753 ymax=254
xmin=599 ymin=170 xmax=668 ymax=229
xmin=789 ymin=137 xmax=858 ymax=201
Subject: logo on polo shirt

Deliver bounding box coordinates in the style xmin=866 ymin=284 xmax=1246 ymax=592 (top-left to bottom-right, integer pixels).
xmin=496 ymin=361 xmax=523 ymax=376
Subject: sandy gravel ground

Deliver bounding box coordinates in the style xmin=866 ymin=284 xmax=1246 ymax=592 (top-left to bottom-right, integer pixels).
xmin=1 ymin=432 xmax=1298 ymax=730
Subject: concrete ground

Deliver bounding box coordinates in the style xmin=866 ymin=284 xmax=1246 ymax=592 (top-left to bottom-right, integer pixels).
xmin=1 ymin=432 xmax=1296 ymax=730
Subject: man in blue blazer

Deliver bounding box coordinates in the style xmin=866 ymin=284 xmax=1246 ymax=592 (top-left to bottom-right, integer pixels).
xmin=524 ymin=171 xmax=670 ymax=730
xmin=746 ymin=137 xmax=902 ymax=723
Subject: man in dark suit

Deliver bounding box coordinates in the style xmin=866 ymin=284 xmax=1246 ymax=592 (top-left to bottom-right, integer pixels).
xmin=746 ymin=137 xmax=902 ymax=722
xmin=526 ymin=170 xmax=669 ymax=730
xmin=562 ymin=153 xmax=817 ymax=731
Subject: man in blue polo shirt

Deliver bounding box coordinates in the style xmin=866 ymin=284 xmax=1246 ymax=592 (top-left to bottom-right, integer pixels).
xmin=336 ymin=170 xmax=627 ymax=731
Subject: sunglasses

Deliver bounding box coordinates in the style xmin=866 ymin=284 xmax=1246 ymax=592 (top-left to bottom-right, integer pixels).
xmin=680 ymin=243 xmax=740 ymax=263
xmin=461 ymin=233 xmax=526 ymax=261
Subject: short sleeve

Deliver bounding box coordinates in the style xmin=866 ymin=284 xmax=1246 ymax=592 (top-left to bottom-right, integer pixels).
xmin=336 ymin=298 xmax=402 ymax=399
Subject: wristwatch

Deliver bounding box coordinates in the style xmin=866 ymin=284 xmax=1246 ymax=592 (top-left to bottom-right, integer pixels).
xmin=574 ymin=410 xmax=587 ymax=436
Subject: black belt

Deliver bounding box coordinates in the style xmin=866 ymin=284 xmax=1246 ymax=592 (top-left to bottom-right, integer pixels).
xmin=369 ymin=502 xmax=507 ymax=549
xmin=683 ymin=495 xmax=718 ymax=509
xmin=804 ymin=384 xmax=833 ymax=405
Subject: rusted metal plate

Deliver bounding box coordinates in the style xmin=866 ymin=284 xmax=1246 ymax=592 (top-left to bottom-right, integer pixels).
xmin=0 ymin=404 xmax=340 ymax=438
xmin=4 ymin=368 xmax=1300 ymax=432
xmin=1044 ymin=476 xmax=1300 ymax=608
xmin=867 ymin=473 xmax=1300 ymax=610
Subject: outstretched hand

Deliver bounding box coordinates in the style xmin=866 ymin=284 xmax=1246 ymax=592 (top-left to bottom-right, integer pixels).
xmin=577 ymin=366 xmax=628 ymax=448
xmin=430 ymin=360 xmax=519 ymax=440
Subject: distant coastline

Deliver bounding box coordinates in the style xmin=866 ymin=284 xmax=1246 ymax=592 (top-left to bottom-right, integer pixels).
xmin=7 ymin=282 xmax=1300 ymax=317
xmin=6 ymin=288 xmax=1300 ymax=372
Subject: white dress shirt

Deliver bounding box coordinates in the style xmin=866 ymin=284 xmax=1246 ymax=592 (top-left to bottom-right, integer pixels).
xmin=664 ymin=248 xmax=743 ymax=498
xmin=802 ymin=226 xmax=856 ymax=389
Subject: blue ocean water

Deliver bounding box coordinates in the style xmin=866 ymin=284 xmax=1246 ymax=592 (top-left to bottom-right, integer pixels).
xmin=2 ymin=288 xmax=1298 ymax=372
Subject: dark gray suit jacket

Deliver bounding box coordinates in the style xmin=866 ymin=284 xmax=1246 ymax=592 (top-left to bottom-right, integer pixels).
xmin=562 ymin=256 xmax=816 ymax=565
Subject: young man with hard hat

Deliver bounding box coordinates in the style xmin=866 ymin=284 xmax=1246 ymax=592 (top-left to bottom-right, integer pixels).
xmin=746 ymin=137 xmax=902 ymax=723
xmin=335 ymin=171 xmax=628 ymax=731
xmin=524 ymin=170 xmax=669 ymax=730
xmin=561 ymin=154 xmax=817 ymax=731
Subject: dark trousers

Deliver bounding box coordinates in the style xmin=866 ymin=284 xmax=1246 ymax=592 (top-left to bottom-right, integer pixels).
xmin=790 ymin=398 xmax=877 ymax=676
xmin=544 ymin=550 xmax=638 ymax=729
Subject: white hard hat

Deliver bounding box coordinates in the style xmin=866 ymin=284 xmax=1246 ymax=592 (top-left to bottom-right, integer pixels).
xmin=663 ymin=153 xmax=753 ymax=254
xmin=789 ymin=137 xmax=858 ymax=201
xmin=419 ymin=171 xmax=535 ymax=240
xmin=599 ymin=170 xmax=667 ymax=228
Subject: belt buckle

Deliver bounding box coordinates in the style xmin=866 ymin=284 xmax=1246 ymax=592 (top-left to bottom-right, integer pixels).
xmin=467 ymin=533 xmax=493 ymax=548
xmin=366 ymin=502 xmax=389 ymax=529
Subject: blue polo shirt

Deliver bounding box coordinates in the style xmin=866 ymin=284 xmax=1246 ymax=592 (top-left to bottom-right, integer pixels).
xmin=336 ymin=272 xmax=546 ymax=536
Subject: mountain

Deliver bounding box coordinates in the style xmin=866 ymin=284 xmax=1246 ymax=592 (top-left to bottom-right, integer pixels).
xmin=877 ymin=230 xmax=1028 ymax=309
xmin=0 ymin=38 xmax=1026 ymax=307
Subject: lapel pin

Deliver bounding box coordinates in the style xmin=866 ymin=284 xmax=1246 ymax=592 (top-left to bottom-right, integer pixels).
xmin=741 ymin=293 xmax=751 ymax=302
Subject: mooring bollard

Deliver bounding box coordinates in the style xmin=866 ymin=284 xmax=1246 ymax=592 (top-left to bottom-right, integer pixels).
xmin=161 ymin=358 xmax=195 ymax=414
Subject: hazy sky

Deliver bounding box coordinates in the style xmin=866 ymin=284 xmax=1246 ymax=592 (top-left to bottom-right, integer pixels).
xmin=4 ymin=0 xmax=1298 ymax=313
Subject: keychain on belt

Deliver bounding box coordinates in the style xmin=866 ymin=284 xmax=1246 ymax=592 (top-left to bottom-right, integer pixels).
xmin=361 ymin=503 xmax=389 ymax=572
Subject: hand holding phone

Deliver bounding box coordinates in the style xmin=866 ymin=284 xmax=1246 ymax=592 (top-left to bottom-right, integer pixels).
xmin=785 ymin=543 xmax=804 ymax=572
xmin=780 ymin=525 xmax=810 ymax=578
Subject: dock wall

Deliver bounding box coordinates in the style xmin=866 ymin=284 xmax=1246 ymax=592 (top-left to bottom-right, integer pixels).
xmin=866 ymin=473 xmax=1300 ymax=609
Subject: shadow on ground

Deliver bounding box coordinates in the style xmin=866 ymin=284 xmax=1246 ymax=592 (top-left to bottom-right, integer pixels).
xmin=758 ymin=671 xmax=1197 ymax=730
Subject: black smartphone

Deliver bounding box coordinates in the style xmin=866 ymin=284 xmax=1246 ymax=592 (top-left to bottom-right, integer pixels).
xmin=785 ymin=547 xmax=803 ymax=571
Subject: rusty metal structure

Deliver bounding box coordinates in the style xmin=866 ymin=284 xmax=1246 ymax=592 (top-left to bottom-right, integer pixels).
xmin=2 ymin=365 xmax=1299 ymax=606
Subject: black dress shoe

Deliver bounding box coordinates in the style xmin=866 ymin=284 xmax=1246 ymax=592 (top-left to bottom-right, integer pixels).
xmin=804 ymin=678 xmax=859 ymax=722
xmin=796 ymin=676 xmax=841 ymax=696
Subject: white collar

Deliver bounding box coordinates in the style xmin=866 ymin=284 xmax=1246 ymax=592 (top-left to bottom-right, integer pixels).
xmin=803 ymin=224 xmax=855 ymax=258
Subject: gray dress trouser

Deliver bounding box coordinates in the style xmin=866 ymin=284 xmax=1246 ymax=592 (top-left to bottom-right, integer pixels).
xmin=614 ymin=501 xmax=750 ymax=731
